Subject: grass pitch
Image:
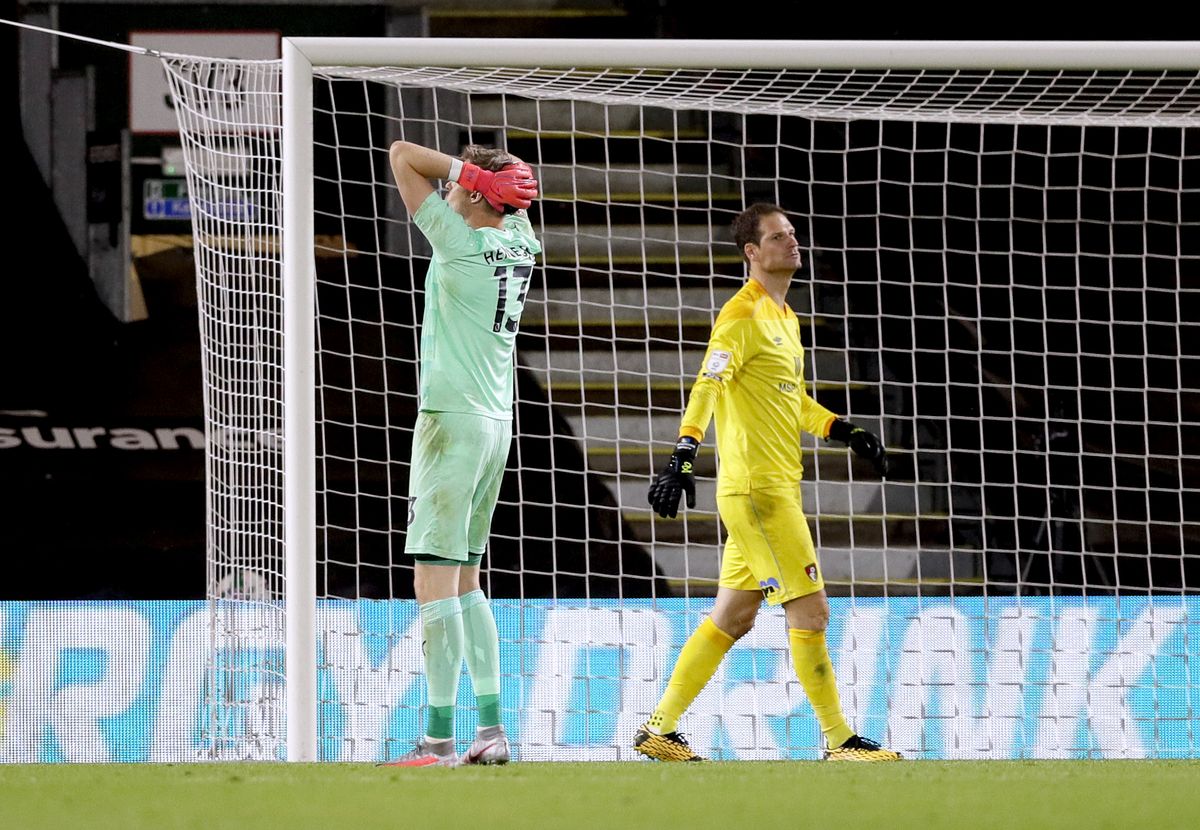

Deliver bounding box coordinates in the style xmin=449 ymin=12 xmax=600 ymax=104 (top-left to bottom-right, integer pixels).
xmin=3 ymin=759 xmax=1198 ymax=830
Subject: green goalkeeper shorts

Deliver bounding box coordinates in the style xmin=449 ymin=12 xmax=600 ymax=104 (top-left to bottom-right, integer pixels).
xmin=404 ymin=410 xmax=512 ymax=562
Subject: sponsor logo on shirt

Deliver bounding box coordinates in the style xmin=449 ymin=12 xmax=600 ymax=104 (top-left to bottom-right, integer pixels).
xmin=703 ymin=350 xmax=731 ymax=380
xmin=706 ymin=351 xmax=731 ymax=372
xmin=778 ymin=382 xmax=797 ymax=393
xmin=759 ymin=577 xmax=780 ymax=598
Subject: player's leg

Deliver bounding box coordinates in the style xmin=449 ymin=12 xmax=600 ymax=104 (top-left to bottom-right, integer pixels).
xmin=457 ymin=416 xmax=510 ymax=765
xmin=783 ymin=590 xmax=899 ymax=761
xmin=651 ymin=584 xmax=758 ymax=735
xmin=379 ymin=559 xmax=465 ymax=766
xmin=784 ymin=602 xmax=901 ymax=760
xmin=457 ymin=564 xmax=509 ymax=765
xmin=634 ymin=526 xmax=762 ymax=762
xmin=413 ymin=561 xmax=466 ymax=763
xmin=781 ymin=590 xmax=856 ymax=750
xmin=741 ymin=486 xmax=900 ymax=761
xmin=634 ymin=586 xmax=757 ymax=762
xmin=382 ymin=412 xmax=476 ymax=767
xmin=724 ymin=487 xmax=851 ymax=748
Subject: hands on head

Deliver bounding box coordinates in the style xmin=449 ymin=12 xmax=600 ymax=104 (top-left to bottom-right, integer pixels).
xmin=457 ymin=161 xmax=539 ymax=212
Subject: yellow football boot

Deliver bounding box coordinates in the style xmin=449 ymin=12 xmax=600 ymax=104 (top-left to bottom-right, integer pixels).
xmin=824 ymin=735 xmax=902 ymax=762
xmin=633 ymin=724 xmax=704 ymax=762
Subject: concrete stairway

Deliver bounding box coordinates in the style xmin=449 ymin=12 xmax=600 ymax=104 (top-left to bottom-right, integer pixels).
xmin=441 ymin=15 xmax=961 ymax=596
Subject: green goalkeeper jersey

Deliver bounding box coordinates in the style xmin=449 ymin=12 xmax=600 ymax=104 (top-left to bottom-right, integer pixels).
xmin=411 ymin=191 xmax=541 ymax=420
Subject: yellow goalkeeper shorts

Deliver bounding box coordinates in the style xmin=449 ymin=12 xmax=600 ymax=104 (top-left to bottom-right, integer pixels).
xmin=716 ymin=486 xmax=824 ymax=605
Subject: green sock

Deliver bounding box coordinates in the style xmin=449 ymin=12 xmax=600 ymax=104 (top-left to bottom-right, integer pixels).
xmin=427 ymin=706 xmax=454 ymax=742
xmin=475 ymin=694 xmax=501 ymax=728
xmin=460 ymin=590 xmax=502 ymax=728
xmin=420 ymin=596 xmax=464 ymax=741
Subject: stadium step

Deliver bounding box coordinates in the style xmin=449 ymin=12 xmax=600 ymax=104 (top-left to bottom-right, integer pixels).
xmin=539 ymin=223 xmax=731 ymax=260
xmin=604 ymin=475 xmax=937 ymax=517
xmin=625 ymin=511 xmax=953 ymax=549
xmin=520 ymin=286 xmax=833 ymax=352
xmin=654 ymin=543 xmax=981 ymax=596
xmin=536 ymin=381 xmax=874 ymax=415
xmin=521 ymin=347 xmax=861 ymax=390
xmin=536 ymin=164 xmax=740 ymax=200
xmin=485 ymin=86 xmax=953 ymax=598
xmin=583 ymin=443 xmax=862 ymax=478
xmin=555 ymin=413 xmax=887 ymax=448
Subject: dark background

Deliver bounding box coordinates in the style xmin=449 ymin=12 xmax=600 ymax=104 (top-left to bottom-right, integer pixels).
xmin=0 ymin=3 xmax=1193 ymax=599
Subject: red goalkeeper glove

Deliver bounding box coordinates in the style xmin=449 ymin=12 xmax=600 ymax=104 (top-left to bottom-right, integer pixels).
xmin=457 ymin=161 xmax=539 ymax=213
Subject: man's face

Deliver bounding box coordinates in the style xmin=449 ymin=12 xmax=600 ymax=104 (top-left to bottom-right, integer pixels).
xmin=443 ymin=179 xmax=473 ymax=217
xmin=748 ymin=212 xmax=802 ymax=275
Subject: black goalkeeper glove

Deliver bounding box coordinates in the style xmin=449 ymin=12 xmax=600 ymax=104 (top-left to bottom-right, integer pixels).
xmin=828 ymin=418 xmax=889 ymax=477
xmin=647 ymin=437 xmax=698 ymax=518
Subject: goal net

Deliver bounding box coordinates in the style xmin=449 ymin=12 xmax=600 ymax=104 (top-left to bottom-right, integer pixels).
xmin=159 ymin=40 xmax=1200 ymax=762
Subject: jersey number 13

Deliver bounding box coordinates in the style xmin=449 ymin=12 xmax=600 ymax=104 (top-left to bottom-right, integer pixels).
xmin=491 ymin=264 xmax=533 ymax=333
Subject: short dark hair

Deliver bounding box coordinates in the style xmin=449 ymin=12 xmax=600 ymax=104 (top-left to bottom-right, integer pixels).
xmin=731 ymin=203 xmax=787 ymax=263
xmin=460 ymin=144 xmax=518 ymax=173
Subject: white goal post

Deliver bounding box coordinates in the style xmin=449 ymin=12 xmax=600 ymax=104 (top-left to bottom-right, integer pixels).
xmin=157 ymin=39 xmax=1200 ymax=763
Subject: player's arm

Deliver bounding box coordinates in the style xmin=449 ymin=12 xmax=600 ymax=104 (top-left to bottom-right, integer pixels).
xmin=388 ymin=141 xmax=540 ymax=216
xmin=795 ymin=369 xmax=888 ymax=477
xmin=647 ymin=324 xmax=741 ymax=518
xmin=826 ymin=416 xmax=889 ymax=477
xmin=388 ymin=141 xmax=451 ymax=215
xmin=645 ymin=379 xmax=719 ymax=519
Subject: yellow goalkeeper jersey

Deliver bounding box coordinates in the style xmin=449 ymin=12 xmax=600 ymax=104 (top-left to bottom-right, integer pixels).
xmin=678 ymin=279 xmax=837 ymax=494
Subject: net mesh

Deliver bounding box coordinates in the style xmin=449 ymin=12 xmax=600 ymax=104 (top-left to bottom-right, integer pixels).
xmin=161 ymin=54 xmax=1199 ymax=761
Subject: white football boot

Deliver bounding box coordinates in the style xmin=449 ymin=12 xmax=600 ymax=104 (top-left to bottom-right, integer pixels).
xmin=459 ymin=726 xmax=510 ymax=765
xmin=378 ymin=739 xmax=459 ymax=768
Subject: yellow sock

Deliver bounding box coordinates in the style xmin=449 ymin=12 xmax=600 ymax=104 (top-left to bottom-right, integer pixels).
xmin=789 ymin=628 xmax=854 ymax=748
xmin=647 ymin=617 xmax=735 ymax=735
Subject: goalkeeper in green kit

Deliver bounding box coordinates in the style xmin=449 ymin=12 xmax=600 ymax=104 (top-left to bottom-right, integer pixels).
xmin=380 ymin=141 xmax=540 ymax=767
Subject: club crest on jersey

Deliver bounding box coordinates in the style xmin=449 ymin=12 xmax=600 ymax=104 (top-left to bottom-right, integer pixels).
xmin=805 ymin=564 xmax=819 ymax=583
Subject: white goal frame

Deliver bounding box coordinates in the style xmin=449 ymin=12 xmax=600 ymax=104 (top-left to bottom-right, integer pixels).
xmin=275 ymin=38 xmax=1200 ymax=762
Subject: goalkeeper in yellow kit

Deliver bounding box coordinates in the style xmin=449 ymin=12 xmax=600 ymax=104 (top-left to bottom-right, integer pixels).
xmin=635 ymin=203 xmax=901 ymax=762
